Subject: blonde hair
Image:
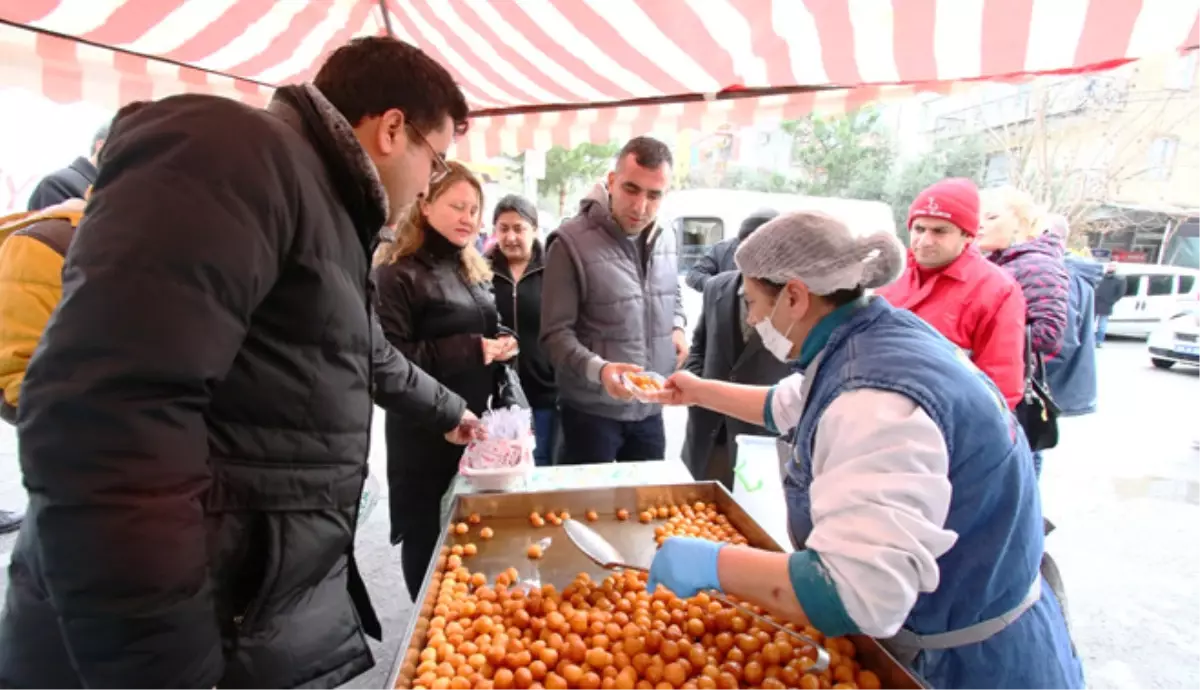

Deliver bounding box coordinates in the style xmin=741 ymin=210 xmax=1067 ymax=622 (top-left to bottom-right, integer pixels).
xmin=374 ymin=161 xmax=492 ymax=284
xmin=982 ymin=186 xmax=1045 ymax=241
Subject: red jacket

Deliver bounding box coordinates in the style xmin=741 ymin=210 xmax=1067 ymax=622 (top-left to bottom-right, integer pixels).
xmin=878 ymin=247 xmax=1027 ymax=408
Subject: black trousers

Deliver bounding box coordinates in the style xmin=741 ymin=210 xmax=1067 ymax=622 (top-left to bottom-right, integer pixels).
xmin=400 ymin=509 xmax=441 ymax=600
xmin=559 ymin=406 xmax=665 ymax=464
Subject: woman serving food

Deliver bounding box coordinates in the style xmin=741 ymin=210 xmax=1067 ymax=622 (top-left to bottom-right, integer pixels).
xmin=642 ymin=210 xmax=1082 ymax=689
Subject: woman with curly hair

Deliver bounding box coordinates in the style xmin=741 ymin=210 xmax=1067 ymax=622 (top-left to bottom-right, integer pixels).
xmin=374 ymin=162 xmax=525 ymax=595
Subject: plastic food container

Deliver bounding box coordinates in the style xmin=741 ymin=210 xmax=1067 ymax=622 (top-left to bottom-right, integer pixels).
xmin=621 ymin=371 xmax=666 ymax=402
xmin=458 ymin=435 xmax=534 ymax=492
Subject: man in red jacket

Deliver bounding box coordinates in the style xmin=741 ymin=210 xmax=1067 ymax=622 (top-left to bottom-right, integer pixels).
xmin=877 ymin=178 xmax=1027 ymax=408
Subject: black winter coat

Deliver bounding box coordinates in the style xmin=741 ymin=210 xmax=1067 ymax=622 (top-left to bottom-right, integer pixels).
xmin=685 ymin=237 xmax=739 ymax=292
xmin=0 ymin=85 xmax=460 ymax=689
xmin=1094 ymin=273 xmax=1127 ymax=316
xmin=374 ymin=229 xmax=525 ymax=543
xmin=682 ymin=272 xmax=789 ymax=486
xmin=26 ymin=156 xmax=96 ymax=210
xmin=489 ymin=241 xmax=557 ymax=409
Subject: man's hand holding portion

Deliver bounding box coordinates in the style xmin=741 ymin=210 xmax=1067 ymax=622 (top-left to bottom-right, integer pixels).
xmin=599 ymin=362 xmax=643 ymax=401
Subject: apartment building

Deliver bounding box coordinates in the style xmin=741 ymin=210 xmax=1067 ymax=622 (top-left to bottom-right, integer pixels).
xmin=897 ymin=51 xmax=1199 ymax=264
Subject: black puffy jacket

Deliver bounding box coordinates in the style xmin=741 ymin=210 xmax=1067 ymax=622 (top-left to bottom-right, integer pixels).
xmin=0 ymin=85 xmax=461 ymax=688
xmin=489 ymin=241 xmax=556 ymax=409
xmin=374 ymin=229 xmax=525 ymax=543
xmin=26 ymin=156 xmax=96 ymax=210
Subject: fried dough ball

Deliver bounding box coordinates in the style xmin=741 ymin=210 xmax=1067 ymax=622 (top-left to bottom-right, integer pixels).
xmin=454 ymin=522 xmax=469 ymax=535
xmin=412 ymin=502 xmax=873 ymax=690
xmin=616 ymin=508 xmax=630 ymax=521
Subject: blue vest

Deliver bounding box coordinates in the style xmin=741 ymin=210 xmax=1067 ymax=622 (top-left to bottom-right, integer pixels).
xmin=783 ymin=298 xmax=1082 ymax=689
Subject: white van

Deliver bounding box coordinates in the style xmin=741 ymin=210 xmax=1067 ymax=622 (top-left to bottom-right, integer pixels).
xmin=1106 ymin=263 xmax=1200 ymax=338
xmin=658 ymin=189 xmax=897 ymax=273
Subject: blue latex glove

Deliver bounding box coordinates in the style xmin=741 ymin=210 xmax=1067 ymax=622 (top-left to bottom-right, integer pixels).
xmin=647 ymin=536 xmax=725 ymax=598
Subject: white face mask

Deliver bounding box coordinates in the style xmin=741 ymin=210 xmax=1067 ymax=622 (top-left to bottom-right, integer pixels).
xmin=755 ymin=294 xmax=796 ymax=362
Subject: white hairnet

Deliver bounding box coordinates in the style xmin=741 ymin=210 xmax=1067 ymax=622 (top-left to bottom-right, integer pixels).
xmin=734 ymin=210 xmax=906 ymax=294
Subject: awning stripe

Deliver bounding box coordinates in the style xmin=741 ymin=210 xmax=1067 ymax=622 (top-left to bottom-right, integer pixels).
xmin=457 ymin=0 xmax=607 ymax=103
xmin=641 ymin=0 xmax=739 ymax=89
xmin=3 ymin=0 xmax=1197 ymax=111
xmin=217 ymin=2 xmax=332 ymax=80
xmin=382 ymin=2 xmax=502 ymax=108
xmin=1 ymin=0 xmax=1196 ymax=160
xmin=273 ymin=0 xmax=378 ymax=86
xmin=892 ymin=0 xmax=938 ymax=82
xmin=518 ymin=0 xmax=657 ymax=99
xmin=806 ymin=0 xmax=863 ymax=86
xmin=423 ymin=0 xmax=571 ymax=104
xmin=161 ymin=0 xmax=273 ymax=63
xmin=411 ymin=0 xmax=543 ymax=106
xmin=578 ymin=0 xmax=719 ymax=94
xmin=83 ymin=0 xmax=188 ymax=46
xmin=448 ymin=83 xmax=939 ymax=160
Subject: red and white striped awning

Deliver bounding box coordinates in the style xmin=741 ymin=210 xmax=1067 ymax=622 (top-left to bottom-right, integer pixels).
xmin=2 ymin=0 xmax=1197 ymax=159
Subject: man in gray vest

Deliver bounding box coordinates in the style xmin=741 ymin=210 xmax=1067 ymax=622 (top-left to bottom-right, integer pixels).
xmin=541 ymin=136 xmax=686 ymax=464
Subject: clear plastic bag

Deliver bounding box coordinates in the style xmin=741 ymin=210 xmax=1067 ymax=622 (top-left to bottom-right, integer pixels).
xmin=459 ymin=404 xmax=534 ymax=491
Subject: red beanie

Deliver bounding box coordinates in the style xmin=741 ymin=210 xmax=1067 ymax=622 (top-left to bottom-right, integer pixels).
xmin=908 ymin=178 xmax=980 ymax=236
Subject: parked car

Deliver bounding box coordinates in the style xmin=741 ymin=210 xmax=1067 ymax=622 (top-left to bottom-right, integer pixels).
xmin=1147 ymin=304 xmax=1200 ymax=370
xmin=1106 ymin=263 xmax=1200 ymax=339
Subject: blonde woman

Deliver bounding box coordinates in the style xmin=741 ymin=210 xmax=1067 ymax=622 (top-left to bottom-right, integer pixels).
xmin=978 ymin=187 xmax=1070 ymax=359
xmin=373 ymin=162 xmax=525 ymax=595
xmin=979 ymin=187 xmax=1071 ymax=477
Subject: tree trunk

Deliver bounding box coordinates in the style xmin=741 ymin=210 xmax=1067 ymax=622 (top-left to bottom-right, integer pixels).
xmin=558 ymin=185 xmax=567 ymax=218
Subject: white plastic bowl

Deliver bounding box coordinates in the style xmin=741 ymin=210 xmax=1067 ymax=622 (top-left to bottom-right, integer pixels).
xmin=460 ymin=462 xmax=533 ymax=492
xmin=459 ymin=435 xmax=535 ymax=492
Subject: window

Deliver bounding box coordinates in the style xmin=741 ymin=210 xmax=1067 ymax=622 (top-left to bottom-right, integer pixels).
xmin=1146 ymin=137 xmax=1178 ymax=181
xmin=983 ymin=152 xmax=1012 ymax=187
xmin=677 ymin=217 xmax=725 ymax=272
xmin=680 ymin=217 xmax=724 ymax=246
xmin=1180 ymin=275 xmax=1196 ymax=294
xmin=1147 ymin=274 xmax=1175 ymax=296
xmin=1124 ymin=275 xmax=1143 ymax=296
xmin=1167 ymin=51 xmax=1198 ymax=91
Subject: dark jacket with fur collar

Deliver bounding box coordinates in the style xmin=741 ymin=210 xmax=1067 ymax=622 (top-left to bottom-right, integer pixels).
xmin=0 ymin=85 xmax=400 ymax=689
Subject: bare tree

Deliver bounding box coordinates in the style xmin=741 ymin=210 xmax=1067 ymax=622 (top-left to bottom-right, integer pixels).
xmin=970 ymin=70 xmax=1198 ymax=244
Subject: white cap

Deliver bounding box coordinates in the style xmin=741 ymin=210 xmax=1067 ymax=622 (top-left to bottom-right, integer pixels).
xmin=734 ymin=210 xmax=905 ymax=294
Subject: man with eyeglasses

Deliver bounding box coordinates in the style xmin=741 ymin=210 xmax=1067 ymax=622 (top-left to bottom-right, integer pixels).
xmin=0 ymin=37 xmax=474 ymax=689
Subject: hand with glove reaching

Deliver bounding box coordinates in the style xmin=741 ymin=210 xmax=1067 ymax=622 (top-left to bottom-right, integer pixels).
xmin=647 ymin=536 xmax=726 ymax=598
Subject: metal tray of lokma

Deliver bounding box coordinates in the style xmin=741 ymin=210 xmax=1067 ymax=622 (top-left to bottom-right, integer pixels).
xmin=388 ymin=481 xmax=925 ymax=689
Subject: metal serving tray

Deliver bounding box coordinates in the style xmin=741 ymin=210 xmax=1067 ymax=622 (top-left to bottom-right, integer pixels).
xmin=388 ymin=481 xmax=924 ymax=689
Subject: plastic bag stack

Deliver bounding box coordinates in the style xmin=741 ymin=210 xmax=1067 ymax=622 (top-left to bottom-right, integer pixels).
xmin=460 ymin=405 xmax=534 ymax=471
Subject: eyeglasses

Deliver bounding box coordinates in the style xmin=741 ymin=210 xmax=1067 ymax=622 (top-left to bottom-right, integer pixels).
xmin=406 ymin=123 xmax=450 ymax=184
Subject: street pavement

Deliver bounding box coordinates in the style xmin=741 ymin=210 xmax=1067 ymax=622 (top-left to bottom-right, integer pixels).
xmin=0 ymin=338 xmax=1196 ymax=689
